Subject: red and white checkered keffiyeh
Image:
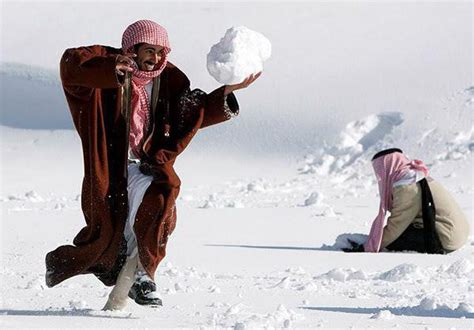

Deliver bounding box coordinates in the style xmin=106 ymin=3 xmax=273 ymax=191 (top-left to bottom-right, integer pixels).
xmin=121 ymin=20 xmax=171 ymax=158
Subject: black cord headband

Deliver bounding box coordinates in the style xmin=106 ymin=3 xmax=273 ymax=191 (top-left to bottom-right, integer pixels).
xmin=371 ymin=148 xmax=403 ymax=161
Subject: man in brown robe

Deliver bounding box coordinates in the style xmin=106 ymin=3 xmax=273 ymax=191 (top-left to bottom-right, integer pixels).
xmin=45 ymin=20 xmax=260 ymax=310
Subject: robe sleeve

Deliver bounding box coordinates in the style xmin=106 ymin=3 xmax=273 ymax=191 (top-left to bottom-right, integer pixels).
xmin=148 ymin=88 xmax=239 ymax=165
xmin=200 ymin=86 xmax=239 ymax=128
xmin=144 ymin=66 xmax=240 ymax=166
xmin=60 ymin=45 xmax=124 ymax=93
xmin=380 ymin=183 xmax=422 ymax=249
xmin=176 ymin=86 xmax=239 ymax=130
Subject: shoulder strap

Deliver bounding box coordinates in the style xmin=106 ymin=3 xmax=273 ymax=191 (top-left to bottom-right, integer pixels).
xmin=151 ymin=73 xmax=170 ymax=138
xmin=419 ymin=179 xmax=445 ymax=254
xmin=151 ymin=76 xmax=161 ymax=114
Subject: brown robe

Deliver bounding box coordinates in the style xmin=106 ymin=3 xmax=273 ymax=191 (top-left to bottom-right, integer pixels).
xmin=45 ymin=45 xmax=239 ymax=287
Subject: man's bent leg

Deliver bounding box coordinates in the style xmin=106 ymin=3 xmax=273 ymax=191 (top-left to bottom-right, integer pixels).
xmin=103 ymin=252 xmax=138 ymax=311
xmin=385 ymin=224 xmax=426 ymax=253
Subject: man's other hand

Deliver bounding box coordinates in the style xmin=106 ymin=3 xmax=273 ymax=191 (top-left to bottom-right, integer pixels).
xmin=342 ymin=239 xmax=365 ymax=253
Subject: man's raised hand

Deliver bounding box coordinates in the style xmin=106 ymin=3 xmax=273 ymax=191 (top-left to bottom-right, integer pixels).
xmin=115 ymin=54 xmax=136 ymax=76
xmin=224 ymin=72 xmax=262 ymax=95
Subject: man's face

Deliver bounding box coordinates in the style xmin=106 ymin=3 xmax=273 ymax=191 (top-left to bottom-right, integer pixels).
xmin=135 ymin=43 xmax=164 ymax=71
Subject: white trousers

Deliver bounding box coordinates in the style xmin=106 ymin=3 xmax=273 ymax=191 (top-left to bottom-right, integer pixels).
xmin=103 ymin=251 xmax=138 ymax=310
xmin=102 ymin=164 xmax=153 ymax=310
xmin=123 ymin=163 xmax=153 ymax=257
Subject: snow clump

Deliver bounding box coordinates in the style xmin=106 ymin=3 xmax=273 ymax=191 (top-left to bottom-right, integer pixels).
xmin=207 ymin=26 xmax=271 ymax=85
xmin=304 ymin=191 xmax=324 ymax=206
xmin=444 ymin=258 xmax=474 ymax=277
xmin=416 ymin=296 xmax=474 ymax=316
xmin=317 ymin=268 xmax=368 ymax=282
xmin=377 ymin=263 xmax=425 ymax=282
xmin=370 ymin=310 xmax=395 ymax=320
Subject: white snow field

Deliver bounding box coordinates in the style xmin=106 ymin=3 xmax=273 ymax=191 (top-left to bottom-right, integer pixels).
xmin=1 ymin=1 xmax=473 ymax=329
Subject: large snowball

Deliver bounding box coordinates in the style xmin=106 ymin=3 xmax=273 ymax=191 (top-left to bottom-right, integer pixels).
xmin=207 ymin=26 xmax=271 ymax=85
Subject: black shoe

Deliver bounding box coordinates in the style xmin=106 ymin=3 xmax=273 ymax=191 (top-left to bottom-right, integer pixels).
xmin=128 ymin=277 xmax=163 ymax=307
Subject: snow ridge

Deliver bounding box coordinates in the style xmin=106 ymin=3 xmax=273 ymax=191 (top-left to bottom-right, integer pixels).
xmin=300 ymin=112 xmax=404 ymax=176
xmin=0 ymin=62 xmax=60 ymax=86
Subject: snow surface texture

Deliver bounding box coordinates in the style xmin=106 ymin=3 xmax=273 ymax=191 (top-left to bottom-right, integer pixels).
xmin=207 ymin=26 xmax=271 ymax=85
xmin=1 ymin=2 xmax=473 ymax=329
xmin=1 ymin=80 xmax=473 ymax=330
xmin=1 ymin=87 xmax=472 ymax=327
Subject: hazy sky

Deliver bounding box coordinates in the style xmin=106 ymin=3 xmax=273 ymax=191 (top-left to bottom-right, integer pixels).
xmin=1 ymin=1 xmax=472 ymax=131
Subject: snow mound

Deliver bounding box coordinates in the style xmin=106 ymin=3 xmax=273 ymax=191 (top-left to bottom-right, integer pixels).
xmin=303 ymin=192 xmax=324 ymax=206
xmin=444 ymin=259 xmax=474 ymax=277
xmin=68 ymin=300 xmax=88 ymax=310
xmin=414 ymin=296 xmax=474 ymax=317
xmin=6 ymin=190 xmax=45 ymax=202
xmin=319 ymin=268 xmax=350 ymax=282
xmin=436 ymin=126 xmax=474 ymax=161
xmin=300 ymin=112 xmax=404 ymax=176
xmin=210 ymin=304 xmax=304 ymax=329
xmin=200 ymin=193 xmax=219 ymax=209
xmin=317 ymin=268 xmax=368 ymax=282
xmin=207 ymin=26 xmax=271 ymax=85
xmin=370 ymin=309 xmax=395 ymax=320
xmin=246 ymin=180 xmax=267 ymax=193
xmin=25 ymin=190 xmax=45 ymax=202
xmin=465 ymin=86 xmax=474 ymax=105
xmin=285 ymin=266 xmax=306 ymax=275
xmin=199 ymin=193 xmax=245 ymax=209
xmin=377 ymin=263 xmax=425 ymax=282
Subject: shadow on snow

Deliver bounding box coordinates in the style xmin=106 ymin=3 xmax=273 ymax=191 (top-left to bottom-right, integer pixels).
xmin=301 ymin=306 xmax=474 ymax=319
xmin=0 ymin=308 xmax=138 ymax=319
xmin=205 ymin=244 xmax=337 ymax=251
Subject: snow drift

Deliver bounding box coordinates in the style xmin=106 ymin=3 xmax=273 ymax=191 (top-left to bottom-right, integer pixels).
xmin=0 ymin=63 xmax=70 ymax=129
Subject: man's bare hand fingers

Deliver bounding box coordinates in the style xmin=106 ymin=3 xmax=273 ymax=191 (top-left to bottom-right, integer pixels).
xmin=248 ymin=72 xmax=261 ymax=84
xmin=117 ymin=63 xmax=133 ymax=71
xmin=117 ymin=54 xmax=136 ymax=66
xmin=253 ymin=72 xmax=262 ymax=82
xmin=115 ymin=62 xmax=134 ymax=75
xmin=242 ymin=72 xmax=261 ymax=86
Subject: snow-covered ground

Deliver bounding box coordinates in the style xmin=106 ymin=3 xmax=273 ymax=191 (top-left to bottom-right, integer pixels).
xmin=2 ymin=123 xmax=473 ymax=329
xmin=1 ymin=1 xmax=473 ymax=329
